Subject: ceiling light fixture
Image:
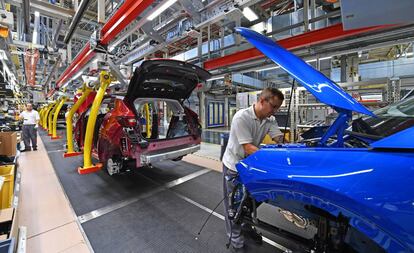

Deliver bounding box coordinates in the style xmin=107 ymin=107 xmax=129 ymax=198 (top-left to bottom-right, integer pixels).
xmin=207 ymin=76 xmax=224 ymax=81
xmin=255 ymin=66 xmax=281 ymax=72
xmin=147 ymin=0 xmax=178 ymax=21
xmin=243 ymin=7 xmax=258 ymax=22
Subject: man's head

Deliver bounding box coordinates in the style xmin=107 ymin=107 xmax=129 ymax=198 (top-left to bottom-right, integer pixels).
xmin=255 ymin=88 xmax=284 ymax=119
xmin=26 ymin=103 xmax=33 ymax=112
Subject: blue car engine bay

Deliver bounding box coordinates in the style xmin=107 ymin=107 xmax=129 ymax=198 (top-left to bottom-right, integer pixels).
xmin=224 ymin=28 xmax=414 ymax=253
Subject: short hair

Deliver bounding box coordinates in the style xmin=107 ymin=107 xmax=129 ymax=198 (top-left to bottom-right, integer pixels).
xmin=259 ymin=87 xmax=284 ymax=101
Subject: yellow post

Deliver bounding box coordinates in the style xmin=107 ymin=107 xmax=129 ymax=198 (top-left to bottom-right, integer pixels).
xmin=144 ymin=103 xmax=151 ymax=138
xmin=64 ymin=85 xmax=93 ymax=158
xmin=41 ymin=104 xmax=50 ymax=129
xmin=41 ymin=106 xmax=48 ymax=129
xmin=45 ymin=102 xmax=56 ymax=132
xmin=51 ymin=97 xmax=67 ymax=139
xmin=78 ymin=71 xmax=111 ymax=174
xmin=39 ymin=107 xmax=45 ymax=127
xmin=48 ymin=100 xmax=60 ymax=136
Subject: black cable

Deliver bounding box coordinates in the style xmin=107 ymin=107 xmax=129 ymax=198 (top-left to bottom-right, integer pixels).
xmin=196 ymin=196 xmax=226 ymax=238
xmin=283 ymin=79 xmax=295 ymax=144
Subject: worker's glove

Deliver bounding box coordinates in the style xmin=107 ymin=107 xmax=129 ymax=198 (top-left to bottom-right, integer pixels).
xmin=34 ymin=124 xmax=38 ymax=129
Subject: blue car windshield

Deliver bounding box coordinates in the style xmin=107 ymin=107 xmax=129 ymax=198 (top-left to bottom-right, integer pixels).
xmin=374 ymin=96 xmax=414 ymax=117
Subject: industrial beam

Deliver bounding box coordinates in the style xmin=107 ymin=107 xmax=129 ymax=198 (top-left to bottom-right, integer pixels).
xmin=203 ymin=23 xmax=395 ymax=70
xmin=22 ymin=0 xmax=30 ymax=35
xmin=64 ymin=0 xmax=92 ymax=44
xmin=53 ymin=0 xmax=154 ymax=92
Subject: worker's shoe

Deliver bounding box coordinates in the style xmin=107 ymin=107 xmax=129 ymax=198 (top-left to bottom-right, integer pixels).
xmin=230 ymin=244 xmax=247 ymax=252
xmin=32 ymin=147 xmax=37 ymax=151
xmin=20 ymin=148 xmax=31 ymax=152
xmin=241 ymin=224 xmax=263 ymax=245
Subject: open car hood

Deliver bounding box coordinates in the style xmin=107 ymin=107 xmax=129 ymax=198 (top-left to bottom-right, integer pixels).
xmin=125 ymin=59 xmax=211 ymax=101
xmin=236 ymin=27 xmax=375 ymax=117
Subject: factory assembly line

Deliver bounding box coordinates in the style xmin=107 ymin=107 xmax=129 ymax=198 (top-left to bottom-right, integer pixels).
xmin=0 ymin=0 xmax=413 ymax=252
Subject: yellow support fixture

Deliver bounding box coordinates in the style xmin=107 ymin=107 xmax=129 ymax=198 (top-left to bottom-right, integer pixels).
xmin=38 ymin=107 xmax=45 ymax=127
xmin=44 ymin=102 xmax=56 ymax=131
xmin=42 ymin=104 xmax=54 ymax=129
xmin=47 ymin=101 xmax=60 ymax=136
xmin=40 ymin=105 xmax=49 ymax=128
xmin=64 ymin=85 xmax=93 ymax=158
xmin=78 ymin=71 xmax=111 ymax=174
xmin=144 ymin=103 xmax=151 ymax=138
xmin=51 ymin=97 xmax=67 ymax=140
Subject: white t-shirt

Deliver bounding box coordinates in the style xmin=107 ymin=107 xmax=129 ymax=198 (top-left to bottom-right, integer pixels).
xmin=21 ymin=110 xmax=40 ymax=125
xmin=222 ymin=105 xmax=282 ymax=171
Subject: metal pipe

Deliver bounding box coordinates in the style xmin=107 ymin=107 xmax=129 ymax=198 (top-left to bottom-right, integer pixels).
xmin=64 ymin=85 xmax=92 ymax=157
xmin=52 ymin=20 xmax=63 ymax=48
xmin=22 ymin=0 xmax=30 ymax=35
xmin=64 ymin=0 xmax=92 ymax=44
xmin=51 ymin=97 xmax=67 ymax=139
xmin=78 ymin=71 xmax=111 ymax=174
xmin=47 ymin=101 xmax=59 ymax=135
xmin=42 ymin=103 xmax=54 ymax=129
xmin=44 ymin=56 xmax=61 ymax=92
xmin=267 ymin=9 xmax=341 ymax=36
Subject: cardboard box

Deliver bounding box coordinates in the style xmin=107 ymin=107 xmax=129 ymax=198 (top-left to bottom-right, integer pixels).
xmin=0 ymin=132 xmax=16 ymax=157
xmin=0 ymin=208 xmax=13 ymax=223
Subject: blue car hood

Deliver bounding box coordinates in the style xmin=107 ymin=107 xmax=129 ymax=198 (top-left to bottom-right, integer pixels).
xmin=371 ymin=126 xmax=414 ymax=149
xmin=236 ymin=27 xmax=375 ymax=117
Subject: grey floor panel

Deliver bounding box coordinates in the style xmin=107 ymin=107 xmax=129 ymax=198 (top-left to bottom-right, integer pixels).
xmin=82 ymin=190 xmax=281 ymax=253
xmin=40 ymin=131 xmax=202 ymax=215
xmin=173 ymin=170 xmax=226 ymax=217
xmin=39 ymin=130 xmax=288 ymax=252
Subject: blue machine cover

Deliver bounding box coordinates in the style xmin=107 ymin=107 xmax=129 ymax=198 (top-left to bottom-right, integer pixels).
xmin=236 ymin=27 xmax=375 ymax=117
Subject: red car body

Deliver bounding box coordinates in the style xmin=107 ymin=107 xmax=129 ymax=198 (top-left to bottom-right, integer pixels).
xmin=74 ymin=59 xmax=211 ymax=175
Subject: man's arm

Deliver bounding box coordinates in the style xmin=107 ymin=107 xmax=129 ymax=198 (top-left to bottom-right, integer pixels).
xmin=269 ymin=117 xmax=285 ymax=143
xmin=36 ymin=112 xmax=40 ymax=125
xmin=242 ymin=143 xmax=259 ymax=155
xmin=232 ymin=116 xmax=258 ymax=155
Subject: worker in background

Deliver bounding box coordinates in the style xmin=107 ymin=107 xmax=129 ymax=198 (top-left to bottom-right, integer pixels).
xmin=222 ymin=87 xmax=285 ymax=251
xmin=19 ymin=103 xmax=40 ymax=151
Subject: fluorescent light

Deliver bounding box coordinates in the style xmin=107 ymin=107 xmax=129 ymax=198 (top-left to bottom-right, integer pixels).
xmin=72 ymin=72 xmax=83 ymax=80
xmin=255 ymin=66 xmax=280 ymax=72
xmin=34 ymin=11 xmax=40 ymax=17
xmin=243 ymin=7 xmax=258 ymax=22
xmin=319 ymin=56 xmax=332 ymax=61
xmin=207 ymin=76 xmax=224 ymax=81
xmin=32 ymin=31 xmax=38 ymax=44
xmin=108 ymin=45 xmax=115 ymax=52
xmin=147 ymin=0 xmax=177 ymax=21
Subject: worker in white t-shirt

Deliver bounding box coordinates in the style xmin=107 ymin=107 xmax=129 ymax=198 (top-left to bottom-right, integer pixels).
xmin=222 ymin=88 xmax=285 ymax=250
xmin=19 ymin=103 xmax=40 ymax=151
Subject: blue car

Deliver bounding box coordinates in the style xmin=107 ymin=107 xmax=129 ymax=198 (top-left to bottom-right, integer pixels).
xmin=232 ymin=28 xmax=414 ymax=253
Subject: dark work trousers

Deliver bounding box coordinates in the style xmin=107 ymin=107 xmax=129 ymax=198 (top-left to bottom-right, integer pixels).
xmin=22 ymin=124 xmax=37 ymax=150
xmin=223 ymin=164 xmax=244 ymax=248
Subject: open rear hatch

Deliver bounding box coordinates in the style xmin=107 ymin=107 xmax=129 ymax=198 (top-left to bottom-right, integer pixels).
xmin=125 ymin=59 xmax=211 ymax=101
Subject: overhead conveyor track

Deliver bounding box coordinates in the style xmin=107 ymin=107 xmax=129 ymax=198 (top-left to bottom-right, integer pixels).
xmin=49 ymin=0 xmax=154 ymax=95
